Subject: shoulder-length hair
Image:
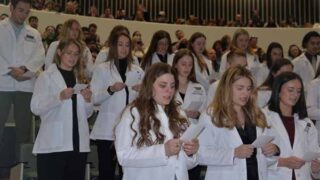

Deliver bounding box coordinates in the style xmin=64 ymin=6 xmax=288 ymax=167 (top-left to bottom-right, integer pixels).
xmin=268 ymin=72 xmax=307 ymax=119
xmin=208 ymin=66 xmax=268 ymax=129
xmin=266 ymin=42 xmax=283 ymax=69
xmin=141 ymin=30 xmax=173 ymax=70
xmin=260 ymin=58 xmax=293 ymax=90
xmin=230 ymin=28 xmax=253 ymax=54
xmin=54 ymin=40 xmax=88 ymax=83
xmin=188 ymin=32 xmax=209 ymax=73
xmin=172 ymin=48 xmax=197 ymax=83
xmin=129 ymin=63 xmax=188 ymax=148
xmin=59 ymin=19 xmax=84 ymax=42
xmin=107 ymin=32 xmax=133 ymax=71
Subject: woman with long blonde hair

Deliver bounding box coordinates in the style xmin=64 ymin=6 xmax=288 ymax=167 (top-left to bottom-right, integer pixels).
xmin=45 ymin=19 xmax=94 ymax=78
xmin=199 ymin=66 xmax=279 ymax=180
xmin=218 ymin=29 xmax=260 ymax=79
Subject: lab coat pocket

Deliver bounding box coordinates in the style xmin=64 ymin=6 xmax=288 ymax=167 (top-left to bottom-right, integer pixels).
xmin=23 ymin=41 xmax=35 ymax=56
xmin=38 ymin=122 xmax=63 ymax=149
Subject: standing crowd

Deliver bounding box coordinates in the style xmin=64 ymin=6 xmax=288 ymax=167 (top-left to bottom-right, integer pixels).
xmin=1 ymin=0 xmax=320 ymax=180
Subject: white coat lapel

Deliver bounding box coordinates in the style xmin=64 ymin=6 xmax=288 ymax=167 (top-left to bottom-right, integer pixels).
xmin=152 ymin=53 xmax=161 ymax=64
xmin=292 ymin=115 xmax=306 ymax=151
xmin=272 ymin=112 xmax=292 ymax=151
xmin=110 ymin=62 xmax=123 ymax=83
xmin=48 ymin=65 xmax=67 ymax=89
xmin=229 ymin=127 xmax=243 ymax=147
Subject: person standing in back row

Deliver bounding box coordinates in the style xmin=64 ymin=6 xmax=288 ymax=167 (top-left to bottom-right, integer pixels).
xmin=0 ymin=0 xmax=45 ymax=155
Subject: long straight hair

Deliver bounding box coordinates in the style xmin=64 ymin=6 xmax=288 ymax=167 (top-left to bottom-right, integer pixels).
xmin=188 ymin=32 xmax=209 ymax=73
xmin=172 ymin=48 xmax=197 ymax=83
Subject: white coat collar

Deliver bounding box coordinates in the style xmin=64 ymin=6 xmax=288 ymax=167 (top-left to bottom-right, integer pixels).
xmin=46 ymin=64 xmax=68 ymax=89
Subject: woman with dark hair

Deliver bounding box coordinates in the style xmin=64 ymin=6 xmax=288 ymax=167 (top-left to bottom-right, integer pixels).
xmin=90 ymin=32 xmax=144 ymax=180
xmin=94 ymin=25 xmax=139 ymax=66
xmin=307 ymin=64 xmax=320 ymax=145
xmin=141 ymin=30 xmax=174 ymax=70
xmin=263 ymin=72 xmax=320 ymax=180
xmin=288 ymin=44 xmax=302 ymax=60
xmin=172 ymin=49 xmax=206 ymax=180
xmin=257 ymin=59 xmax=293 ymax=108
xmin=199 ymin=66 xmax=279 ymax=180
xmin=115 ymin=63 xmax=198 ymax=180
xmin=256 ymin=42 xmax=284 ymax=86
xmin=188 ymin=32 xmax=213 ymax=91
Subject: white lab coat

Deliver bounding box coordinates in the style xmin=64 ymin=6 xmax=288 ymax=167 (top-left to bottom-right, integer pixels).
xmin=257 ymin=89 xmax=272 ymax=108
xmin=192 ymin=54 xmax=213 ymax=92
xmin=205 ymin=80 xmax=219 ymax=108
xmin=219 ymin=51 xmax=260 ymax=79
xmin=90 ymin=61 xmax=144 ymax=140
xmin=292 ymin=53 xmax=320 ymax=88
xmin=94 ymin=48 xmax=140 ymax=67
xmin=306 ymin=78 xmax=320 ymax=145
xmin=44 ymin=40 xmax=94 ymax=78
xmin=115 ymin=105 xmax=198 ymax=180
xmin=31 ymin=64 xmax=93 ymax=154
xmin=0 ymin=18 xmax=45 ymax=92
xmin=255 ymin=63 xmax=269 ymax=86
xmin=263 ymin=108 xmax=320 ymax=180
xmin=198 ymin=112 xmax=274 ymax=180
xmin=150 ymin=52 xmax=175 ymax=66
xmin=175 ymin=82 xmax=206 ymax=124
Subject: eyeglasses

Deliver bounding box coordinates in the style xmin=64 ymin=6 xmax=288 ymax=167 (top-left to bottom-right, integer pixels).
xmin=63 ymin=51 xmax=80 ymax=57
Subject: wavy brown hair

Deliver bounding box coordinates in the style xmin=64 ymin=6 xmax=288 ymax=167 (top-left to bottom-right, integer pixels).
xmin=208 ymin=66 xmax=268 ymax=129
xmin=54 ymin=40 xmax=88 ymax=84
xmin=129 ymin=63 xmax=188 ymax=148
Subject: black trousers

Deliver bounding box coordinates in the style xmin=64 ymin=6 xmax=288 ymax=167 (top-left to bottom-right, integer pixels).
xmin=37 ymin=151 xmax=87 ymax=180
xmin=96 ymin=140 xmax=118 ymax=180
xmin=188 ymin=165 xmax=202 ymax=180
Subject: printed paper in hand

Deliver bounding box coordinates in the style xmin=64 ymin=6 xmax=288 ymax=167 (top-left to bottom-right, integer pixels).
xmin=252 ymin=135 xmax=274 ymax=148
xmin=302 ymin=152 xmax=320 ymax=162
xmin=180 ymin=123 xmax=205 ymax=142
xmin=186 ymin=101 xmax=202 ymax=110
xmin=73 ymin=84 xmax=88 ymax=94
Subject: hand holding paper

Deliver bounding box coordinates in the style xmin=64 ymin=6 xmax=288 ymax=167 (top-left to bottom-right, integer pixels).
xmin=302 ymin=152 xmax=320 ymax=162
xmin=180 ymin=123 xmax=205 ymax=142
xmin=73 ymin=84 xmax=88 ymax=94
xmin=252 ymin=135 xmax=274 ymax=148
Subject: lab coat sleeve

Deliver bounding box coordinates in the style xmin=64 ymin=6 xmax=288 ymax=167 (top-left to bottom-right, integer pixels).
xmin=44 ymin=41 xmax=57 ymax=70
xmin=198 ymin=112 xmax=235 ymax=166
xmin=83 ymin=47 xmax=94 ymax=78
xmin=306 ymin=81 xmax=320 ymax=121
xmin=30 ymin=72 xmax=62 ymax=116
xmin=0 ymin=55 xmax=10 ymax=75
xmin=90 ymin=64 xmax=112 ymax=105
xmin=24 ymin=33 xmax=45 ymax=73
xmin=199 ymin=85 xmax=208 ymax=112
xmin=115 ymin=108 xmax=168 ymax=168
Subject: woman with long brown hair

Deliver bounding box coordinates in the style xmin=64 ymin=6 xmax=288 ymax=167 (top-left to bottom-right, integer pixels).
xmin=115 ymin=63 xmax=198 ymax=180
xmin=90 ymin=32 xmax=144 ymax=180
xmin=188 ymin=32 xmax=213 ymax=91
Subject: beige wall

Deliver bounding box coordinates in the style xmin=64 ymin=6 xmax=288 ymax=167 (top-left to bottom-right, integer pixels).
xmin=1 ymin=4 xmax=319 ymax=56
